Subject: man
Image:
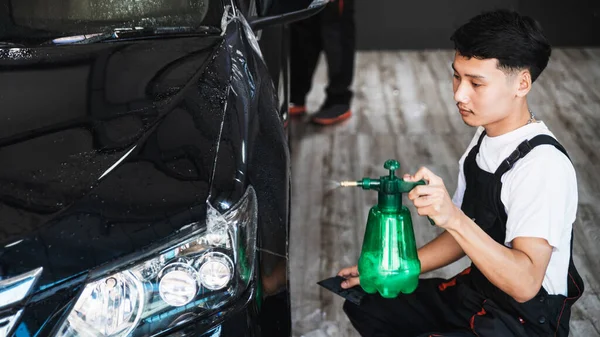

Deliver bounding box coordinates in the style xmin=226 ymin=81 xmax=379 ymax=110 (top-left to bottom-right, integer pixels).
xmin=288 ymin=0 xmax=355 ymax=125
xmin=338 ymin=9 xmax=584 ymax=337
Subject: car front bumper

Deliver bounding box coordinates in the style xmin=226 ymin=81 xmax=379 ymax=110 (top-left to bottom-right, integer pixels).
xmin=162 ymin=284 xmax=291 ymax=337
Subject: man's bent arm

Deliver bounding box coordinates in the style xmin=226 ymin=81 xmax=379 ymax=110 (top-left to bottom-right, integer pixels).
xmin=418 ymin=230 xmax=466 ymax=274
xmin=446 ymin=212 xmax=553 ymax=303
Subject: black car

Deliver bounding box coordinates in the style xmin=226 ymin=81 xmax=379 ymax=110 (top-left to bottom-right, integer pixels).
xmin=0 ymin=1 xmax=324 ymax=336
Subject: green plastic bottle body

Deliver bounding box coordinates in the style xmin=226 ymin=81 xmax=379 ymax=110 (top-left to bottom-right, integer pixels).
xmin=358 ymin=205 xmax=421 ymax=298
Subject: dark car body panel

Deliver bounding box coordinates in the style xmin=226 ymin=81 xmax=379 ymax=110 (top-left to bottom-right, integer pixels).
xmin=0 ymin=0 xmax=293 ymax=335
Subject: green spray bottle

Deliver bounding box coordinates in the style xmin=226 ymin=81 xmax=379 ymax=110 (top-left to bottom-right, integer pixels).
xmin=341 ymin=159 xmax=429 ymax=298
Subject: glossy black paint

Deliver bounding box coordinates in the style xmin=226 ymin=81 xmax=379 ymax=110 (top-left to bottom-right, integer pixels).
xmin=0 ymin=0 xmax=293 ymax=335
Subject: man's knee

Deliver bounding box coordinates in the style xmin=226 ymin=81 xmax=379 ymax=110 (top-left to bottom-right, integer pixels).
xmin=342 ymin=298 xmax=359 ymax=318
xmin=341 ymin=281 xmax=450 ymax=336
xmin=343 ymin=296 xmax=383 ymax=322
xmin=342 ymin=298 xmax=386 ymax=336
xmin=343 ymin=298 xmax=365 ymax=324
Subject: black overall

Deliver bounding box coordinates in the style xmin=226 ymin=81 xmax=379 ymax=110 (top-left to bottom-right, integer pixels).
xmin=343 ymin=132 xmax=584 ymax=337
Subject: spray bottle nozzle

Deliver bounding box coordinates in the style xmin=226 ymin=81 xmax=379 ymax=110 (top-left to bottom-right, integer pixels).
xmin=339 ymin=160 xmax=424 ymax=193
xmin=340 ymin=177 xmax=379 ymax=188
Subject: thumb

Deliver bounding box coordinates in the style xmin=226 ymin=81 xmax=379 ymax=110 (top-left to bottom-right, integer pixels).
xmin=341 ymin=276 xmax=360 ymax=289
xmin=406 ymin=167 xmax=440 ymax=185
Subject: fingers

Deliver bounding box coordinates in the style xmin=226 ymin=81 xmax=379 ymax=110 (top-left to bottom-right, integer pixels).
xmin=341 ymin=276 xmax=360 ymax=289
xmin=415 ymin=204 xmax=439 ymax=217
xmin=407 ymin=185 xmax=438 ymax=201
xmin=411 ymin=194 xmax=437 ymax=208
xmin=338 ymin=265 xmax=360 ymax=289
xmin=403 ymin=166 xmax=433 ymax=182
xmin=403 ymin=167 xmax=461 ymax=228
xmin=404 ymin=167 xmax=442 ymax=186
xmin=409 ymin=186 xmax=443 ymax=216
xmin=338 ymin=265 xmax=359 ymax=278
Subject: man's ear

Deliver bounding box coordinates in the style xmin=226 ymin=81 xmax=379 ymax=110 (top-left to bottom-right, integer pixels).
xmin=516 ymin=70 xmax=532 ymax=97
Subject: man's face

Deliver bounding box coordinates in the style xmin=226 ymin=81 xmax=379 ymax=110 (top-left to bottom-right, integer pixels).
xmin=452 ymin=52 xmax=519 ymax=128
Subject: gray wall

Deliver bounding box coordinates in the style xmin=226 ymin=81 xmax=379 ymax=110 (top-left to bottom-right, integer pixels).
xmin=356 ymin=0 xmax=600 ymax=50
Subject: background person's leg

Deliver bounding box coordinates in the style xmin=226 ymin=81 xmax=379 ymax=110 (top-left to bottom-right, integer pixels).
xmin=310 ymin=0 xmax=355 ymax=125
xmin=321 ymin=0 xmax=355 ymax=107
xmin=289 ymin=11 xmax=322 ymax=115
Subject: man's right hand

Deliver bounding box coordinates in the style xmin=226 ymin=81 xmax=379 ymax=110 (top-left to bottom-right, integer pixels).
xmin=338 ymin=265 xmax=360 ymax=289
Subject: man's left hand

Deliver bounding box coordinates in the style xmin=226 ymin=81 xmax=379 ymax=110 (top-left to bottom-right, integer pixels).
xmin=404 ymin=167 xmax=463 ymax=229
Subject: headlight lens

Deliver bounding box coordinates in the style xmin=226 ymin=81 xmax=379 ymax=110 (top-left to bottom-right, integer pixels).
xmin=64 ymin=272 xmax=144 ymax=337
xmin=55 ymin=186 xmax=258 ymax=337
xmin=197 ymin=252 xmax=234 ymax=291
xmin=158 ymin=263 xmax=200 ymax=307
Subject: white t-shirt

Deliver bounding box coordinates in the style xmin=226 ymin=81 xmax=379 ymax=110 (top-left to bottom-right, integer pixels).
xmin=451 ymin=122 xmax=577 ymax=296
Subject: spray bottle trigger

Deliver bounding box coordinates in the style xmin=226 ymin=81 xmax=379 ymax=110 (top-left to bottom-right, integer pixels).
xmin=417 ymin=180 xmax=436 ymax=226
xmin=402 ymin=179 xmax=435 ymax=226
xmin=398 ymin=179 xmax=426 ymax=193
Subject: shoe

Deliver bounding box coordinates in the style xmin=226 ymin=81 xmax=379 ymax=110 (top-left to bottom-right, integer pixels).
xmin=310 ymin=104 xmax=351 ymax=125
xmin=289 ymin=104 xmax=306 ymax=116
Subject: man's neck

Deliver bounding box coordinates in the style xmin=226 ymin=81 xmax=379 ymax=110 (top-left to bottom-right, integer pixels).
xmin=483 ymin=104 xmax=532 ymax=137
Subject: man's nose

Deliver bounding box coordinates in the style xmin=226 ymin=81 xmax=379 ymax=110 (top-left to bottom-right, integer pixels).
xmin=454 ymin=82 xmax=470 ymax=103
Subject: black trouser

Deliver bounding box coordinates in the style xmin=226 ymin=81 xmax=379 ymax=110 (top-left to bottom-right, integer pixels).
xmin=289 ymin=0 xmax=355 ymax=107
xmin=343 ymin=272 xmax=554 ymax=337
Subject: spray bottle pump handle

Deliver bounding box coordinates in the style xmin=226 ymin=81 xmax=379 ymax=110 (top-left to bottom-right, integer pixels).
xmin=384 ymin=159 xmax=400 ymax=177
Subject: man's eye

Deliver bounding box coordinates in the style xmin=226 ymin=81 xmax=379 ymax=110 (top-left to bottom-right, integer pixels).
xmin=453 ymin=74 xmax=460 ymax=79
xmin=472 ymin=82 xmax=482 ymax=87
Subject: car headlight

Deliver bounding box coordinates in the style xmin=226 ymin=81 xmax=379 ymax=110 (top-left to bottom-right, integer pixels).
xmin=54 ymin=186 xmax=258 ymax=337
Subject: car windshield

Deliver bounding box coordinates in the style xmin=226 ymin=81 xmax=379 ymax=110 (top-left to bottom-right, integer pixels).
xmin=0 ymin=0 xmax=224 ymax=45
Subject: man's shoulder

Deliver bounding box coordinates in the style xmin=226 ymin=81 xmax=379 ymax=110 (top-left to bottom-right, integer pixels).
xmin=503 ymin=137 xmax=576 ymax=189
xmin=520 ymin=123 xmax=571 ymax=168
xmin=518 ymin=144 xmax=573 ymax=170
xmin=496 ymin=123 xmax=575 ymax=182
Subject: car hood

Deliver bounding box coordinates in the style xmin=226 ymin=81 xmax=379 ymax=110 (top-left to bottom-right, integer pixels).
xmin=0 ymin=35 xmax=232 ymax=293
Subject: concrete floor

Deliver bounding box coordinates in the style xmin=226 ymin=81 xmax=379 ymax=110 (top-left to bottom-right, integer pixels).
xmin=289 ymin=49 xmax=600 ymax=337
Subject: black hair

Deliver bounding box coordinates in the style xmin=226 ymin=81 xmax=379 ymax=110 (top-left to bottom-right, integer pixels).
xmin=450 ymin=9 xmax=551 ymax=82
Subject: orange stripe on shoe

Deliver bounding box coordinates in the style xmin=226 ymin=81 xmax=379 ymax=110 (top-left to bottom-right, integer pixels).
xmin=289 ymin=106 xmax=306 ymax=116
xmin=311 ymin=110 xmax=351 ymax=125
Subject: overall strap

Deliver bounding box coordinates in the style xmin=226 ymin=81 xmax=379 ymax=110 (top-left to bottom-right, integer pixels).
xmin=476 ymin=130 xmax=486 ymax=147
xmin=463 ymin=130 xmax=487 ymax=170
xmin=494 ymin=135 xmax=570 ymax=177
